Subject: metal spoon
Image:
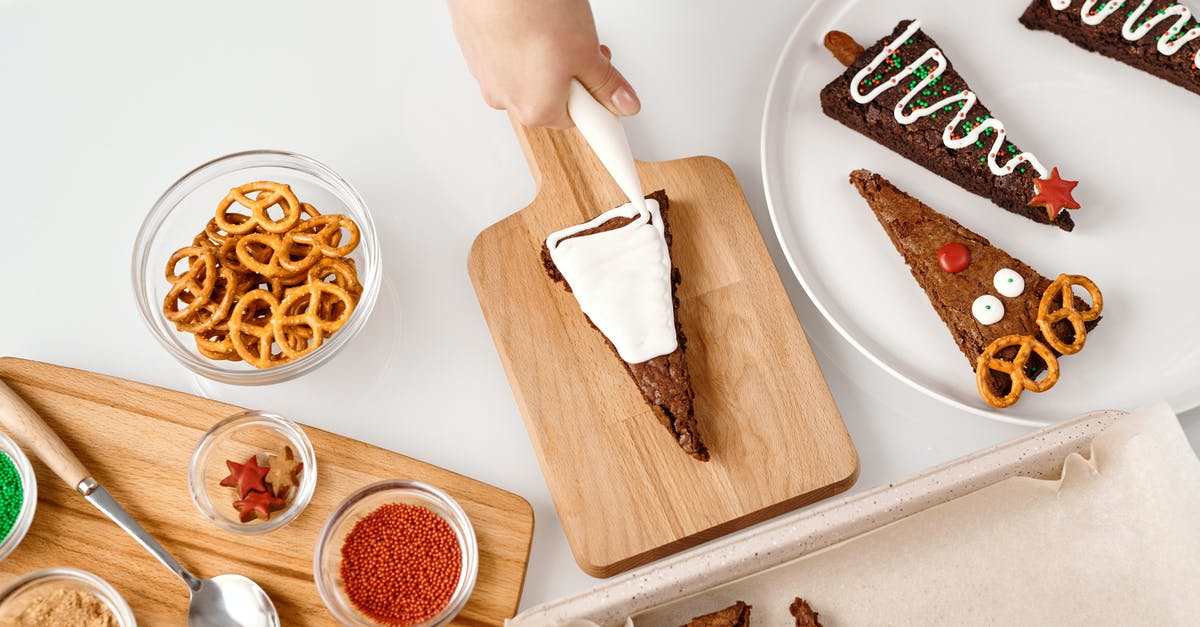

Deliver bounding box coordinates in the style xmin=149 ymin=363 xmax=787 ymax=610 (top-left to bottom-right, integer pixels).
xmin=0 ymin=381 xmax=279 ymax=627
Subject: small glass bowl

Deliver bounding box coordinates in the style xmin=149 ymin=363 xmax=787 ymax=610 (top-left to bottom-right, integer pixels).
xmin=314 ymin=480 xmax=479 ymax=626
xmin=189 ymin=411 xmax=317 ymax=534
xmin=0 ymin=567 xmax=136 ymax=626
xmin=132 ymin=149 xmax=382 ymax=385
xmin=0 ymin=432 xmax=36 ymax=561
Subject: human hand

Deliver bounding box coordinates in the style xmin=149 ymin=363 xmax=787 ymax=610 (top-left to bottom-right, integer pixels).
xmin=447 ymin=0 xmax=640 ymax=128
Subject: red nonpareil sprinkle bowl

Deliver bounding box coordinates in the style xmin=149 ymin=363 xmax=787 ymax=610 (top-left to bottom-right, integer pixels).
xmin=313 ymin=480 xmax=479 ymax=626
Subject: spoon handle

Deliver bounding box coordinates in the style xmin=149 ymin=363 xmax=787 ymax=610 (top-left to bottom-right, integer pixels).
xmin=0 ymin=380 xmax=89 ymax=490
xmin=83 ymin=481 xmax=201 ymax=590
xmin=0 ymin=380 xmax=201 ymax=590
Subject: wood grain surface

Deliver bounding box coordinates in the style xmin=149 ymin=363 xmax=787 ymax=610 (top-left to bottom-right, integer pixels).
xmin=0 ymin=358 xmax=533 ymax=625
xmin=467 ymin=123 xmax=859 ymax=577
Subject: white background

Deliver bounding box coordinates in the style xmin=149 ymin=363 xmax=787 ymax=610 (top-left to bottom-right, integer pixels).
xmin=1 ymin=0 xmax=1196 ymax=613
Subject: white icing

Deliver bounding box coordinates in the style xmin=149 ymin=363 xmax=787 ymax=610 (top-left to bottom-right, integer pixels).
xmin=546 ymin=199 xmax=678 ymax=364
xmin=849 ymin=20 xmax=1049 ymax=179
xmin=994 ymin=268 xmax=1026 ymax=297
xmin=1049 ymin=0 xmax=1200 ymax=69
xmin=973 ymin=294 xmax=1005 ymax=325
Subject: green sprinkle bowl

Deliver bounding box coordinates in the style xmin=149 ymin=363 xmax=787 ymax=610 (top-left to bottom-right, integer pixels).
xmin=0 ymin=431 xmax=36 ymax=561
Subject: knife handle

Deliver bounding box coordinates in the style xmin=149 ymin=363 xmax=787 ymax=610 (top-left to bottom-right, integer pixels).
xmin=0 ymin=380 xmax=90 ymax=491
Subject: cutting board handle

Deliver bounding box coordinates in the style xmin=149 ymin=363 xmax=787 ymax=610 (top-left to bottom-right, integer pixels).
xmin=511 ymin=116 xmax=629 ymax=203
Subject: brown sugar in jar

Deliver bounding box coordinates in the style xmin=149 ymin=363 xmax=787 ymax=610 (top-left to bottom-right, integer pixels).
xmin=340 ymin=503 xmax=463 ymax=625
xmin=15 ymin=588 xmax=117 ymax=627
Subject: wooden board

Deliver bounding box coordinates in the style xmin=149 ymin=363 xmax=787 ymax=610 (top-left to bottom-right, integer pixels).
xmin=0 ymin=358 xmax=533 ymax=625
xmin=467 ymin=124 xmax=859 ymax=578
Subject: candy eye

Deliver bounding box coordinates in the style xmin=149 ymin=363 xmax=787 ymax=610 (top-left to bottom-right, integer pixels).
xmin=993 ymin=268 xmax=1025 ymax=298
xmin=972 ymin=295 xmax=1004 ymax=325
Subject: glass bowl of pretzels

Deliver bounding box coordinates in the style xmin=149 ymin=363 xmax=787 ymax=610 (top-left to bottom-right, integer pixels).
xmin=133 ymin=150 xmax=381 ymax=384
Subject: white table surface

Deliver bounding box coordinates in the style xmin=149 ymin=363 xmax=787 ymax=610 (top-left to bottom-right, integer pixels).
xmin=2 ymin=0 xmax=1196 ymax=614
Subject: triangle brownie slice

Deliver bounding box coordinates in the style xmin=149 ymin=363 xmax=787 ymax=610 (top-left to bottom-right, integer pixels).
xmin=849 ymin=170 xmax=1102 ymax=407
xmin=542 ymin=190 xmax=709 ymax=461
xmin=1020 ymin=0 xmax=1200 ymax=97
xmin=821 ymin=19 xmax=1081 ymax=231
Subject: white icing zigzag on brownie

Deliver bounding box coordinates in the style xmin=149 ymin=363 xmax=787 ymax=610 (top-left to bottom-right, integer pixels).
xmin=849 ymin=20 xmax=1049 ymax=180
xmin=1048 ymin=0 xmax=1200 ymax=70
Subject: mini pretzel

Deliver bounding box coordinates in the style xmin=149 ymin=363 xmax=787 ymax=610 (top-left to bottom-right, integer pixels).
xmin=975 ymin=334 xmax=1060 ymax=409
xmin=227 ymin=289 xmax=288 ymax=369
xmin=284 ymin=213 xmax=360 ymax=258
xmin=308 ymin=257 xmax=363 ymax=300
xmin=195 ymin=326 xmax=241 ymax=362
xmin=272 ymin=282 xmax=356 ymax=359
xmin=174 ymin=267 xmax=238 ymax=334
xmin=204 ymin=213 xmax=253 ymax=245
xmin=163 ymin=246 xmax=218 ymax=322
xmin=235 ymin=233 xmax=322 ymax=278
xmin=1036 ymin=274 xmax=1102 ymax=355
xmin=215 ymin=181 xmax=302 ymax=235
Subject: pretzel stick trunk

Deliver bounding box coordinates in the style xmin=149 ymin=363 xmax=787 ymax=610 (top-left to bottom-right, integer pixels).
xmin=825 ymin=31 xmax=864 ymax=67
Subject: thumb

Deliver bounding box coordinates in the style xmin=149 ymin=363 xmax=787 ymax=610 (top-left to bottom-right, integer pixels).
xmin=576 ymin=50 xmax=641 ymax=117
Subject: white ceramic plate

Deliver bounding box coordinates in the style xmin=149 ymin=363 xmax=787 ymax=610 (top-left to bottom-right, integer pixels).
xmin=761 ymin=0 xmax=1200 ymax=425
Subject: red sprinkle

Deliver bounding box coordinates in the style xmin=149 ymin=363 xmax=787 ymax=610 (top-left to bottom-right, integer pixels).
xmin=340 ymin=503 xmax=463 ymax=625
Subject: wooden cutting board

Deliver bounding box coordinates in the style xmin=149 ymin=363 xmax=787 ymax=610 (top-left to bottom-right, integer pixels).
xmin=468 ymin=123 xmax=858 ymax=577
xmin=0 ymin=358 xmax=533 ymax=625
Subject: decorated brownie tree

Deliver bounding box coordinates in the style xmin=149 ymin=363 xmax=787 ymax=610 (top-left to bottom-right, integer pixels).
xmin=848 ymin=170 xmax=1102 ymax=408
xmin=1022 ymin=0 xmax=1200 ymax=96
xmin=821 ymin=20 xmax=1081 ymax=231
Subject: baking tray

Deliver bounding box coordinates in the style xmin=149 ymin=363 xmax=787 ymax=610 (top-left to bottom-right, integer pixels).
xmin=510 ymin=409 xmax=1123 ymax=625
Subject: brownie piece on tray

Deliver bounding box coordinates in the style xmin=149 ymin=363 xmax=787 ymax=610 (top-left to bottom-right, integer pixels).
xmin=683 ymin=601 xmax=751 ymax=627
xmin=821 ymin=20 xmax=1081 ymax=231
xmin=849 ymin=170 xmax=1103 ymax=408
xmin=1020 ymin=0 xmax=1200 ymax=96
xmin=543 ymin=190 xmax=708 ymax=461
xmin=789 ymin=597 xmax=822 ymax=627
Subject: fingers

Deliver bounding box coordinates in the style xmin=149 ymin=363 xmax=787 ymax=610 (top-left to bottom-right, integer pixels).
xmin=576 ymin=47 xmax=641 ymax=117
xmin=512 ymin=97 xmax=572 ymax=129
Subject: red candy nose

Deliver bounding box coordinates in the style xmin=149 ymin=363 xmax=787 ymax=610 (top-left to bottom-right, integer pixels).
xmin=937 ymin=242 xmax=970 ymax=273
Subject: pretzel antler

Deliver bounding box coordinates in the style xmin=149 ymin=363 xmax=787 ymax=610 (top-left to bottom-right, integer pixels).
xmin=1037 ymin=274 xmax=1102 ymax=355
xmin=976 ymin=334 xmax=1060 ymax=409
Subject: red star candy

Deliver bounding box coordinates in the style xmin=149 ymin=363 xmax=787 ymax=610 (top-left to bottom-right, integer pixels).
xmin=1029 ymin=167 xmax=1080 ymax=221
xmin=233 ymin=490 xmax=285 ymax=522
xmin=219 ymin=455 xmax=270 ymax=498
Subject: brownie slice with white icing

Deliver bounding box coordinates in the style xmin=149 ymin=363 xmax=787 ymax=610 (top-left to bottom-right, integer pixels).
xmin=1021 ymin=0 xmax=1200 ymax=97
xmin=821 ymin=19 xmax=1080 ymax=231
xmin=542 ymin=190 xmax=708 ymax=461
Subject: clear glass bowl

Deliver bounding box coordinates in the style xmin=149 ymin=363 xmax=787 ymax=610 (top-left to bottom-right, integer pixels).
xmin=132 ymin=149 xmax=382 ymax=385
xmin=0 ymin=431 xmax=36 ymax=561
xmin=0 ymin=567 xmax=136 ymax=626
xmin=189 ymin=411 xmax=317 ymax=534
xmin=313 ymin=480 xmax=479 ymax=626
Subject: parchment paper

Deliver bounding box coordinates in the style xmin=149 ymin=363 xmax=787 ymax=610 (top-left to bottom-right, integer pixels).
xmin=635 ymin=402 xmax=1200 ymax=626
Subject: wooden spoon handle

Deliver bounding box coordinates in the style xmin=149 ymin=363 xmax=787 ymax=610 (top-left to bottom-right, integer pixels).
xmin=0 ymin=380 xmax=89 ymax=490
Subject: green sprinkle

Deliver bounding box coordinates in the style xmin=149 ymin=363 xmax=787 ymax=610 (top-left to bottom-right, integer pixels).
xmin=0 ymin=452 xmax=23 ymax=542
